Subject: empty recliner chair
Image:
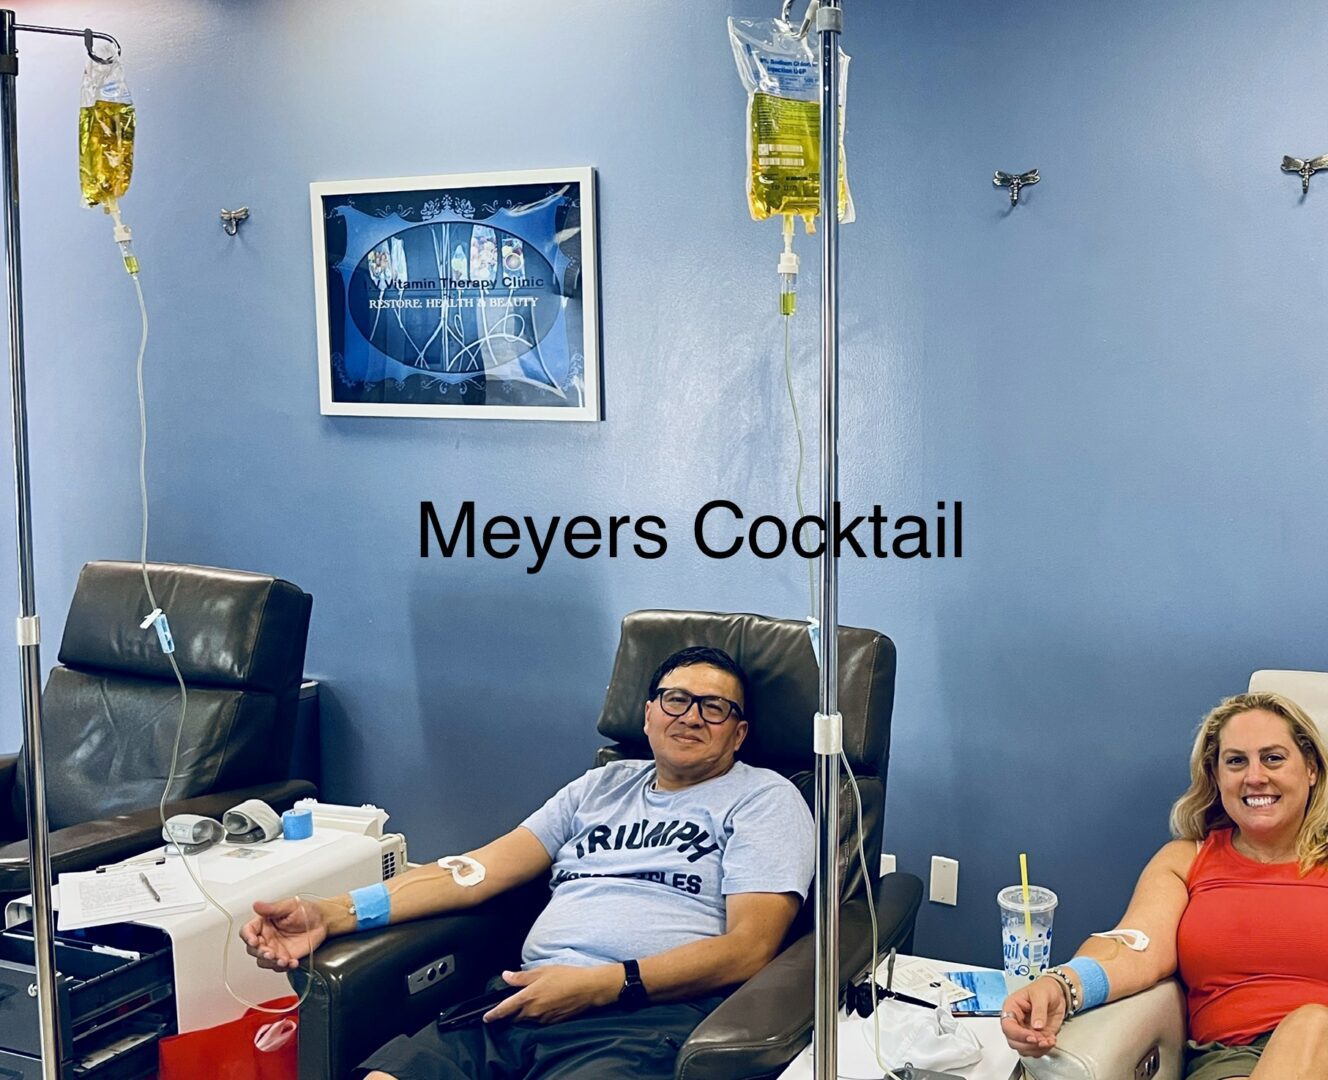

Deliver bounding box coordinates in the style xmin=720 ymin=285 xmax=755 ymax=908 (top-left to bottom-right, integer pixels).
xmin=0 ymin=560 xmax=318 ymax=902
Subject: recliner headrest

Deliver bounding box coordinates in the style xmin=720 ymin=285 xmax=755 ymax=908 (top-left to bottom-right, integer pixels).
xmin=596 ymin=610 xmax=895 ymax=773
xmin=58 ymin=561 xmax=312 ymax=693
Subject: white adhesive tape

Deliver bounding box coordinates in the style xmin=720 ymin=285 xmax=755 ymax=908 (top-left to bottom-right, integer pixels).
xmin=1091 ymin=928 xmax=1151 ymax=951
xmin=437 ymin=855 xmax=486 ymax=888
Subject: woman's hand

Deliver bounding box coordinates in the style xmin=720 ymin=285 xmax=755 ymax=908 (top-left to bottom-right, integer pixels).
xmin=1001 ymin=975 xmax=1068 ymax=1057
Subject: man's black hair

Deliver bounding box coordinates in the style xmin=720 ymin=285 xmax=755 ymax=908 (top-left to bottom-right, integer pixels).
xmin=646 ymin=646 xmax=749 ymax=711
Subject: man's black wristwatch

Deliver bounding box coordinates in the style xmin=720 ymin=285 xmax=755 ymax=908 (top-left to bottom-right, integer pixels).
xmin=618 ymin=959 xmax=649 ymax=1009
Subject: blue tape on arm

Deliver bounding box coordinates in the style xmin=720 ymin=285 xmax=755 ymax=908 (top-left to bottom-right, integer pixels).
xmin=348 ymin=882 xmax=391 ymax=930
xmin=1066 ymin=956 xmax=1110 ymax=1010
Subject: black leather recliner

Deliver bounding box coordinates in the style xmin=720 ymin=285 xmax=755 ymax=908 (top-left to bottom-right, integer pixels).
xmin=0 ymin=560 xmax=318 ymax=900
xmin=296 ymin=609 xmax=924 ymax=1079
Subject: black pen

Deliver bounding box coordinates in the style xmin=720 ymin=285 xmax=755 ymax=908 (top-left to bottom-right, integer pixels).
xmin=881 ymin=949 xmax=943 ymax=1010
xmin=139 ymin=872 xmax=162 ymax=903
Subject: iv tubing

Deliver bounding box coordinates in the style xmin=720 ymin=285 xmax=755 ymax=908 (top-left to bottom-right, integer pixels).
xmin=781 ymin=298 xmax=815 ymax=622
xmin=124 ymin=252 xmax=321 ymax=1015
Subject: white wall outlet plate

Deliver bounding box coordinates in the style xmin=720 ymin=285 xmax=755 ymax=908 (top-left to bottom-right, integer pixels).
xmin=879 ymin=853 xmax=897 ymax=876
xmin=930 ymin=855 xmax=958 ymax=905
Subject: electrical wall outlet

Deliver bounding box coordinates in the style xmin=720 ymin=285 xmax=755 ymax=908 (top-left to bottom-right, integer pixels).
xmin=930 ymin=855 xmax=959 ymax=905
xmin=879 ymin=853 xmax=896 ymax=876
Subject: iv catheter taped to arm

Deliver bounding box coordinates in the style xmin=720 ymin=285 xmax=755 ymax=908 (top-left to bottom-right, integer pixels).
xmin=79 ymin=49 xmax=135 ymax=210
xmin=343 ymin=856 xmax=485 ymax=932
xmin=728 ymin=14 xmax=853 ymax=227
xmin=438 ymin=855 xmax=486 ymax=887
xmin=1090 ymin=928 xmax=1151 ymax=951
xmin=348 ymin=883 xmax=391 ymax=930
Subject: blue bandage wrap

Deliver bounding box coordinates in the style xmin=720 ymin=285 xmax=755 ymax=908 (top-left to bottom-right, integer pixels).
xmin=1066 ymin=956 xmax=1110 ymax=1010
xmin=281 ymin=808 xmax=313 ymax=840
xmin=349 ymin=882 xmax=391 ymax=930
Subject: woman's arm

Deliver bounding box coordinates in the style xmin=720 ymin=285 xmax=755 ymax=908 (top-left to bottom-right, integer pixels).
xmin=1002 ymin=838 xmax=1196 ymax=1057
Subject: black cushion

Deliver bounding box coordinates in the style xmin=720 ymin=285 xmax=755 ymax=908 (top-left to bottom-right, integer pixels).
xmin=19 ymin=668 xmax=286 ymax=830
xmin=59 ymin=561 xmax=312 ymax=693
xmin=596 ymin=610 xmax=896 ymax=773
xmin=10 ymin=561 xmax=313 ymax=832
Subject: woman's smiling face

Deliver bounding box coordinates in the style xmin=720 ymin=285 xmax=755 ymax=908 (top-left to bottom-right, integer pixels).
xmin=1216 ymin=709 xmax=1319 ymax=848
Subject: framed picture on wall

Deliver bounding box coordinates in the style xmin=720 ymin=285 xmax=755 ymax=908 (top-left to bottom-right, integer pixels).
xmin=310 ymin=167 xmax=600 ymax=421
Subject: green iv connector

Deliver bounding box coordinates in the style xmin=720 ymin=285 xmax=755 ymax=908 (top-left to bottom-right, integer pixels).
xmin=110 ymin=205 xmax=139 ymax=276
xmin=778 ymin=214 xmax=798 ymax=316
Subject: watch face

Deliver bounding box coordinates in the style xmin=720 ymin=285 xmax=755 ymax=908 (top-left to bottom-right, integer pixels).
xmin=619 ymin=962 xmax=648 ymax=1008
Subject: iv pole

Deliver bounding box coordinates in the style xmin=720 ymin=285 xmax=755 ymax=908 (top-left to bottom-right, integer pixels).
xmin=811 ymin=2 xmax=844 ymax=1080
xmin=0 ymin=13 xmax=122 ymax=1079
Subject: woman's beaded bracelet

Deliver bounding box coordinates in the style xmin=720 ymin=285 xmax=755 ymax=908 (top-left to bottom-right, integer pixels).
xmin=1043 ymin=966 xmax=1081 ymax=1018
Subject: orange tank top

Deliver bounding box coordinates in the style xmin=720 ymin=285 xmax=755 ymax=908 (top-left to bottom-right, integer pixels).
xmin=1176 ymin=827 xmax=1328 ymax=1045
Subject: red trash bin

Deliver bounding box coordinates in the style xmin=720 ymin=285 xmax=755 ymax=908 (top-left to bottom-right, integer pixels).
xmin=158 ymin=996 xmax=298 ymax=1080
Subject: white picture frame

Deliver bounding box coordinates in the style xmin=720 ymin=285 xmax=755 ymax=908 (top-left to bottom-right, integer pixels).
xmin=310 ymin=167 xmax=600 ymax=421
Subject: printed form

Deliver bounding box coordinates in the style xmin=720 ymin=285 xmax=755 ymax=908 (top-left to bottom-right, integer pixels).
xmin=57 ymin=859 xmax=205 ymax=930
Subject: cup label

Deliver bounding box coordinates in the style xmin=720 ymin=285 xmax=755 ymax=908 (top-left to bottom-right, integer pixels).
xmin=1002 ymin=920 xmax=1054 ymax=979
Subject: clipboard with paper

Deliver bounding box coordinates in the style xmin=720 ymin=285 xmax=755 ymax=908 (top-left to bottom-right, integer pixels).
xmin=58 ymin=859 xmax=206 ymax=930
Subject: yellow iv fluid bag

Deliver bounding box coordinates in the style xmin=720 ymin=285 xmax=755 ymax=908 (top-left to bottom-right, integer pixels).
xmin=79 ymin=51 xmax=135 ymax=209
xmin=728 ymin=15 xmax=853 ymax=226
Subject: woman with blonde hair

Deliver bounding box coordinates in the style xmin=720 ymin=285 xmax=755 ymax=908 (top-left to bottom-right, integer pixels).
xmin=1002 ymin=691 xmax=1328 ymax=1079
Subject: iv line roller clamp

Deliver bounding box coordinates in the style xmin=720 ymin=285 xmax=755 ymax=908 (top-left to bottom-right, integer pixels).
xmin=0 ymin=14 xmax=126 ymax=1080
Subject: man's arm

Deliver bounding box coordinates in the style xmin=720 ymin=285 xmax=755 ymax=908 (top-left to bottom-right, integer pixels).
xmin=364 ymin=826 xmax=553 ymax=927
xmin=637 ymin=891 xmax=801 ymax=1000
xmin=486 ymin=891 xmax=801 ymax=1024
xmin=242 ymin=826 xmax=552 ymax=969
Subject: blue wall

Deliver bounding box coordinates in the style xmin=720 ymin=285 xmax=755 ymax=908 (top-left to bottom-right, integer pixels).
xmin=2 ymin=0 xmax=1326 ymax=967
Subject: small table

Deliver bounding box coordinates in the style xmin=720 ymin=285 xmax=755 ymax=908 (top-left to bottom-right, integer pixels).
xmin=7 ymin=828 xmax=386 ymax=1034
xmin=780 ymin=954 xmax=1023 ymax=1080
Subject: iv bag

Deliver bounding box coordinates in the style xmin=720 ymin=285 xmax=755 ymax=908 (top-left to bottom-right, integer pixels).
xmin=728 ymin=15 xmax=854 ymax=227
xmin=79 ymin=50 xmax=136 ymax=208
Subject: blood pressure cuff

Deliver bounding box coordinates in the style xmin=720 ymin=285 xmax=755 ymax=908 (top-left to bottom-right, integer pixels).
xmin=223 ymin=798 xmax=283 ymax=843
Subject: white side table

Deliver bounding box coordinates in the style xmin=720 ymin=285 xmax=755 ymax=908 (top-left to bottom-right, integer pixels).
xmin=780 ymin=954 xmax=1024 ymax=1080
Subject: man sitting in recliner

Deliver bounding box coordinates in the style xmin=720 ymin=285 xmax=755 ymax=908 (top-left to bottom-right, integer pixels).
xmin=241 ymin=645 xmax=816 ymax=1079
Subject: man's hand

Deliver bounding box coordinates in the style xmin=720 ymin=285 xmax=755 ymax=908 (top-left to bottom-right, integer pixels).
xmin=483 ymin=965 xmax=621 ymax=1025
xmin=240 ymin=898 xmax=328 ymax=971
xmin=1000 ymin=976 xmax=1067 ymax=1057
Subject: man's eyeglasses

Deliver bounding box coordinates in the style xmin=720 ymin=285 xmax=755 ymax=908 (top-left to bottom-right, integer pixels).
xmin=652 ymin=687 xmax=744 ymax=725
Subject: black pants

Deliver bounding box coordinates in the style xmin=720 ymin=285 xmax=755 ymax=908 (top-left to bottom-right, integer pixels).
xmin=358 ymin=996 xmax=724 ymax=1080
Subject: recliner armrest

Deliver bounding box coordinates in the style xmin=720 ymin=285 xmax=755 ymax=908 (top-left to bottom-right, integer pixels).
xmin=295 ymin=878 xmax=549 ymax=1080
xmin=292 ymin=871 xmax=923 ymax=1080
xmin=1021 ymin=979 xmax=1186 ymax=1080
xmin=0 ymin=777 xmax=317 ymax=895
xmin=676 ymin=872 xmax=924 ymax=1080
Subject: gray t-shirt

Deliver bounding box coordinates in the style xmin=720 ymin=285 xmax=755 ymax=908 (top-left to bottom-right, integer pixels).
xmin=519 ymin=759 xmax=815 ymax=969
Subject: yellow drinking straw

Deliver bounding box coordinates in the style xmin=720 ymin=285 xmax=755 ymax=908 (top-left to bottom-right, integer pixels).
xmin=1019 ymin=852 xmax=1034 ymax=940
